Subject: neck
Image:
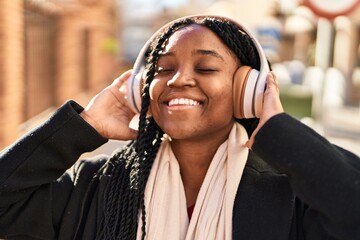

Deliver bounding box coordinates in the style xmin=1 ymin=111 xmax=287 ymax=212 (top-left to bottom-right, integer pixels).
xmin=169 ymin=126 xmax=232 ymax=206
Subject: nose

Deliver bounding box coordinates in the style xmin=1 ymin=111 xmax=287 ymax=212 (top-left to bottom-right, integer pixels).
xmin=167 ymin=70 xmax=196 ymax=88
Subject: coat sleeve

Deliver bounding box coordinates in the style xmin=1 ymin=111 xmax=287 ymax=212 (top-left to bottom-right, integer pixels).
xmin=252 ymin=113 xmax=360 ymax=240
xmin=0 ymin=100 xmax=108 ymax=239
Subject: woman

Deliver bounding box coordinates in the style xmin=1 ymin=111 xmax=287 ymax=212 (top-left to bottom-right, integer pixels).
xmin=0 ymin=15 xmax=359 ymax=240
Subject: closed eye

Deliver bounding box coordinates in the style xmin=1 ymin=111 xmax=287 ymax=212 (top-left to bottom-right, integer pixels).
xmin=156 ymin=67 xmax=174 ymax=74
xmin=196 ymin=68 xmax=218 ymax=73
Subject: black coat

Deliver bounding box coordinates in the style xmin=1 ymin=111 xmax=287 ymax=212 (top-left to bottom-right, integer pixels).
xmin=0 ymin=101 xmax=359 ymax=240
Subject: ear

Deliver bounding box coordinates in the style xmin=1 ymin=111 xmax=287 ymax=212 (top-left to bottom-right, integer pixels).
xmin=233 ymin=66 xmax=260 ymax=119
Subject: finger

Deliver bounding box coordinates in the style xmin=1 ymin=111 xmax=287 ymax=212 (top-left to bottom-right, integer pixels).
xmin=112 ymin=69 xmax=133 ymax=87
xmin=271 ymin=71 xmax=277 ymax=83
xmin=266 ymin=72 xmax=280 ymax=93
xmin=119 ymin=81 xmax=127 ymax=95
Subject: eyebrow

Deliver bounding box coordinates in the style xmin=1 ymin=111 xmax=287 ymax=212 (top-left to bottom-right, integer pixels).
xmin=193 ymin=49 xmax=224 ymax=61
xmin=158 ymin=49 xmax=225 ymax=61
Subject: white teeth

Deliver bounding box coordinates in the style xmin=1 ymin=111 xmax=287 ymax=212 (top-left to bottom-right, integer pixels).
xmin=168 ymin=98 xmax=200 ymax=106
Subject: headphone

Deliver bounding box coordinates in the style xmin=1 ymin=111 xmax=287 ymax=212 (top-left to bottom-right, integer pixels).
xmin=126 ymin=15 xmax=270 ymax=119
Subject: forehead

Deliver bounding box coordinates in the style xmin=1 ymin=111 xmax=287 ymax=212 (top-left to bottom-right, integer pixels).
xmin=170 ymin=24 xmax=210 ymax=41
xmin=161 ymin=24 xmax=234 ymax=56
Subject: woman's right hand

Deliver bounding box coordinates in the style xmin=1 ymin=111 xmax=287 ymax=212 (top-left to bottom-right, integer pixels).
xmin=80 ymin=70 xmax=139 ymax=140
xmin=245 ymin=72 xmax=284 ymax=149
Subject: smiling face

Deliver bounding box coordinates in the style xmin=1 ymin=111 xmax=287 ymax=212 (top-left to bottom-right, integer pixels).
xmin=149 ymin=24 xmax=240 ymax=141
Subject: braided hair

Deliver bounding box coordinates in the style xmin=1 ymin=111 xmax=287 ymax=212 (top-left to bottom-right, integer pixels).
xmin=96 ymin=16 xmax=262 ymax=240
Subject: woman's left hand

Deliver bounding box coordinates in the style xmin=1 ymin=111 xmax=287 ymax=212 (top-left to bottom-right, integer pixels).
xmin=246 ymin=72 xmax=284 ymax=148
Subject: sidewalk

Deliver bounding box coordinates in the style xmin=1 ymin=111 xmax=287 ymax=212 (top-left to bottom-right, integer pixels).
xmin=322 ymin=106 xmax=360 ymax=156
xmin=327 ymin=137 xmax=360 ymax=156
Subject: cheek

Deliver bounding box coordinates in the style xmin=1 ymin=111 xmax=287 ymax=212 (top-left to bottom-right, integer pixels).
xmin=149 ymin=99 xmax=158 ymax=120
xmin=148 ymin=79 xmax=164 ymax=122
xmin=211 ymin=82 xmax=233 ymax=104
xmin=149 ymin=79 xmax=161 ymax=100
xmin=222 ymin=90 xmax=234 ymax=113
xmin=212 ymin=83 xmax=234 ymax=116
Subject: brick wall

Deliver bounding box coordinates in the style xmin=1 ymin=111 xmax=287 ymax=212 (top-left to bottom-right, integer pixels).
xmin=24 ymin=11 xmax=56 ymax=119
xmin=55 ymin=2 xmax=120 ymax=105
xmin=0 ymin=0 xmax=120 ymax=149
xmin=0 ymin=0 xmax=25 ymax=147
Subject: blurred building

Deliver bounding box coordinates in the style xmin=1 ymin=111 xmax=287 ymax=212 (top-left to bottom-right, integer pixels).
xmin=0 ymin=0 xmax=119 ymax=148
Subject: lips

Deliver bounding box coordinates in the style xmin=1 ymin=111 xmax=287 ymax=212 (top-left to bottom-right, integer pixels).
xmin=168 ymin=98 xmax=201 ymax=106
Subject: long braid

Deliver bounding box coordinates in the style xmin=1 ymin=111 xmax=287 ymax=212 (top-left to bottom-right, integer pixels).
xmin=96 ymin=142 xmax=137 ymax=240
xmin=97 ymin=16 xmax=263 ymax=240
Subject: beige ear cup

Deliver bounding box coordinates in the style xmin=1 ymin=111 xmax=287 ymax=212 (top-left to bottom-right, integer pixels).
xmin=233 ymin=66 xmax=261 ymax=119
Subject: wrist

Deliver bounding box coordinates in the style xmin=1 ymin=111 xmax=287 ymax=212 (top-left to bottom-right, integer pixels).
xmin=80 ymin=111 xmax=104 ymax=136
